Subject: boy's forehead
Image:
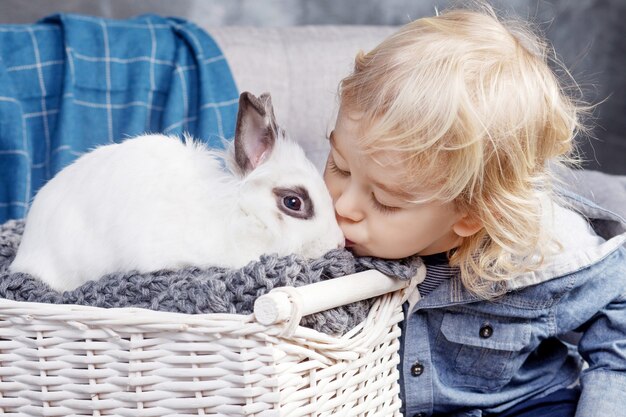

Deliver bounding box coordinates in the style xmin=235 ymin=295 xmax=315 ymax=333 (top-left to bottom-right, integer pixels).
xmin=343 ymin=108 xmax=366 ymax=121
xmin=368 ymin=151 xmax=416 ymax=195
xmin=329 ymin=129 xmax=418 ymax=201
xmin=335 ymin=106 xmax=371 ymax=134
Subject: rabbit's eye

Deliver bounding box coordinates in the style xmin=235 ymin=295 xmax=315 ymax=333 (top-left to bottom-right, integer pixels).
xmin=283 ymin=196 xmax=303 ymax=211
xmin=273 ymin=186 xmax=314 ymax=220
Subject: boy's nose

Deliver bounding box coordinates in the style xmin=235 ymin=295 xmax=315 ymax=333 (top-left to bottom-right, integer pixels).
xmin=334 ymin=187 xmax=365 ymax=222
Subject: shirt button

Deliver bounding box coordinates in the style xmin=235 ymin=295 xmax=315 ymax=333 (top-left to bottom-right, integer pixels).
xmin=410 ymin=361 xmax=424 ymax=376
xmin=479 ymin=323 xmax=493 ymax=338
xmin=413 ymin=413 xmax=427 ymax=417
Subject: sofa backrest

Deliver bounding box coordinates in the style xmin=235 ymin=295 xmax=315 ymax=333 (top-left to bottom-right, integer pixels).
xmin=209 ymin=26 xmax=394 ymax=171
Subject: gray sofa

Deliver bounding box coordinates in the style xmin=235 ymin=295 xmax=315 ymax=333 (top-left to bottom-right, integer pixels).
xmin=207 ymin=26 xmax=626 ymax=218
xmin=210 ymin=26 xmax=393 ymax=172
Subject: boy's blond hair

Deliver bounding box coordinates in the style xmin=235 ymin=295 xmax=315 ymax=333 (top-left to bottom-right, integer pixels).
xmin=339 ymin=5 xmax=587 ymax=297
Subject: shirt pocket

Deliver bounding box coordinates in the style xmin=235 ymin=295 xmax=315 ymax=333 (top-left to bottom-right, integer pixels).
xmin=437 ymin=310 xmax=532 ymax=391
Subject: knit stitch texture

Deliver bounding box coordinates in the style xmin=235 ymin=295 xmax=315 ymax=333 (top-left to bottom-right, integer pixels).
xmin=0 ymin=220 xmax=419 ymax=335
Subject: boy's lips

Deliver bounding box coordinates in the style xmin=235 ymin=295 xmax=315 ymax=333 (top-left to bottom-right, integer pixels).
xmin=345 ymin=238 xmax=356 ymax=247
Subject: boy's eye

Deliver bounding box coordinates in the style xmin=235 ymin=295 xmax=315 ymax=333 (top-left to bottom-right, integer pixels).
xmin=328 ymin=159 xmax=350 ymax=176
xmin=371 ymin=194 xmax=400 ymax=214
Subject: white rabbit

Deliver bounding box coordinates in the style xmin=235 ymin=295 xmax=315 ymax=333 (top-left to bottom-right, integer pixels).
xmin=10 ymin=92 xmax=345 ymax=291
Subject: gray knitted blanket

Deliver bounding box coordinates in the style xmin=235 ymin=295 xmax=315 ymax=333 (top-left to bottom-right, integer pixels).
xmin=0 ymin=220 xmax=419 ymax=335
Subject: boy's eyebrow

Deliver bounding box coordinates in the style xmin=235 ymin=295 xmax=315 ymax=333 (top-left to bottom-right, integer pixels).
xmin=372 ymin=178 xmax=414 ymax=200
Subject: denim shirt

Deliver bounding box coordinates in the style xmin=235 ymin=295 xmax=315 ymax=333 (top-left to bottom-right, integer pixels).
xmin=399 ymin=192 xmax=626 ymax=417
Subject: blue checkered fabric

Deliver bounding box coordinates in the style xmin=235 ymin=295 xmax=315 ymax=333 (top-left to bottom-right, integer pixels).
xmin=0 ymin=14 xmax=239 ymax=223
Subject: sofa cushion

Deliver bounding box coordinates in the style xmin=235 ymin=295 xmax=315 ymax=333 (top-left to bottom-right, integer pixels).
xmin=210 ymin=26 xmax=395 ymax=171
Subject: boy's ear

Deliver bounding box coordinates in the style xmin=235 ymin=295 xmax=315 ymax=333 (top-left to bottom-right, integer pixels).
xmin=452 ymin=214 xmax=483 ymax=237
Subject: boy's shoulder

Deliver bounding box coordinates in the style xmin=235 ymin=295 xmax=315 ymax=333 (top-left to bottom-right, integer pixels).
xmin=556 ymin=188 xmax=626 ymax=234
xmin=501 ymin=192 xmax=626 ymax=293
xmin=504 ymin=245 xmax=626 ymax=308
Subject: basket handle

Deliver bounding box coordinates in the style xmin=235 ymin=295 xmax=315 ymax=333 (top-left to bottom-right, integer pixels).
xmin=253 ymin=267 xmax=424 ymax=326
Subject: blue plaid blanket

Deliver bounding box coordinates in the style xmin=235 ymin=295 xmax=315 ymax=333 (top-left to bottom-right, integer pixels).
xmin=0 ymin=14 xmax=239 ymax=223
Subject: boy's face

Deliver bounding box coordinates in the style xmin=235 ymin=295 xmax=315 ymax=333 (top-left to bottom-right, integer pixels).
xmin=323 ymin=108 xmax=470 ymax=259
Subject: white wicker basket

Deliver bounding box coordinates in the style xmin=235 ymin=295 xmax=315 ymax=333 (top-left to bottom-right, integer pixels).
xmin=0 ymin=267 xmax=424 ymax=417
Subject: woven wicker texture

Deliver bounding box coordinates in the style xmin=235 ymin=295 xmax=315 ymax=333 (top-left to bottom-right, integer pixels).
xmin=0 ymin=286 xmax=408 ymax=416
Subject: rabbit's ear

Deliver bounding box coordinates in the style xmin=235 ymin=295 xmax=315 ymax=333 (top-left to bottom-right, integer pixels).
xmin=234 ymin=92 xmax=278 ymax=174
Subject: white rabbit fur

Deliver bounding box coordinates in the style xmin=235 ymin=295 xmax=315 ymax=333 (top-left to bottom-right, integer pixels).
xmin=10 ymin=92 xmax=345 ymax=291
